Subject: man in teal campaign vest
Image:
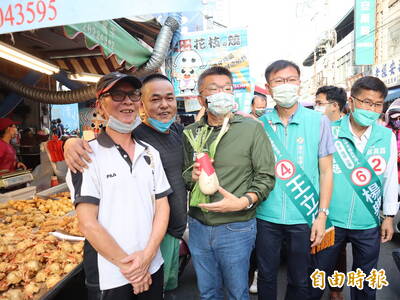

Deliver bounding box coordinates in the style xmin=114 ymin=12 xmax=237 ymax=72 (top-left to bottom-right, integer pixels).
xmin=314 ymin=85 xmax=347 ymax=122
xmin=314 ymin=85 xmax=348 ymax=300
xmin=256 ymin=60 xmax=335 ymax=300
xmin=310 ymin=76 xmax=399 ymax=300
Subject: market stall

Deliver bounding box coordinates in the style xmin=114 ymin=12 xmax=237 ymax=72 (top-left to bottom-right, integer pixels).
xmin=0 ymin=183 xmax=85 ymax=300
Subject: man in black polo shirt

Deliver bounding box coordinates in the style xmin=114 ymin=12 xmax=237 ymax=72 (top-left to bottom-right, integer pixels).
xmin=134 ymin=74 xmax=186 ymax=291
xmin=64 ymin=73 xmax=186 ymax=292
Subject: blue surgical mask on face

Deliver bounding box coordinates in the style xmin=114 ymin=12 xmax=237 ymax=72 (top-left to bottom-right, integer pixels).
xmin=148 ymin=116 xmax=176 ymax=132
xmin=255 ymin=108 xmax=267 ymax=118
xmin=352 ymin=107 xmax=380 ymax=127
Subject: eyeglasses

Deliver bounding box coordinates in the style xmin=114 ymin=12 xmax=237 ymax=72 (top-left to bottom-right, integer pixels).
xmin=201 ymin=84 xmax=234 ymax=94
xmin=101 ymin=90 xmax=141 ymax=102
xmin=315 ymin=101 xmax=333 ymax=106
xmin=269 ymin=76 xmax=299 ymax=86
xmin=351 ymin=95 xmax=383 ymax=109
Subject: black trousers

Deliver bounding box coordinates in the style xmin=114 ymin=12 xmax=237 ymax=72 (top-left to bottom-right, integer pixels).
xmin=310 ymin=226 xmax=380 ymax=300
xmin=393 ymin=248 xmax=400 ymax=273
xmin=256 ymin=219 xmax=312 ymax=300
xmin=329 ymin=243 xmax=347 ymax=293
xmin=87 ymin=266 xmax=164 ymax=300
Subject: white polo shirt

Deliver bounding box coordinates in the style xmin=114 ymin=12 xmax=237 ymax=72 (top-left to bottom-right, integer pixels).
xmin=67 ymin=131 xmax=172 ymax=290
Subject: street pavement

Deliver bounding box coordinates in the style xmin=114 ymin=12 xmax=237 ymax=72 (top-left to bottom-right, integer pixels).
xmin=165 ymin=235 xmax=400 ymax=300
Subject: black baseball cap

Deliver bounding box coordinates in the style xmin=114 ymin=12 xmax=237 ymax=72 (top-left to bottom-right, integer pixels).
xmin=96 ymin=72 xmax=142 ymax=98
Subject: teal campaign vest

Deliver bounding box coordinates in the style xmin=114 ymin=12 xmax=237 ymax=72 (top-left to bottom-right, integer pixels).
xmin=330 ymin=114 xmax=392 ymax=230
xmin=257 ymin=105 xmax=322 ymax=225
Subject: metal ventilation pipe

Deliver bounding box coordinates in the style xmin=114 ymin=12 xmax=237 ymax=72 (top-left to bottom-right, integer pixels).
xmin=134 ymin=16 xmax=180 ymax=77
xmin=0 ymin=16 xmax=179 ymax=104
xmin=0 ymin=72 xmax=96 ymax=104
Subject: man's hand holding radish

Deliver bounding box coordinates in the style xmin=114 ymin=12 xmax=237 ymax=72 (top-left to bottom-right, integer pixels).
xmin=199 ymin=187 xmax=258 ymax=212
xmin=192 ymin=161 xmax=258 ymax=212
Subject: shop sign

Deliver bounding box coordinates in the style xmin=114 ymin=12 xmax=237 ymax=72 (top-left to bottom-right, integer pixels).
xmin=354 ymin=0 xmax=376 ymax=65
xmin=166 ymin=27 xmax=253 ymax=112
xmin=184 ymin=96 xmax=202 ymax=113
xmin=372 ymin=56 xmax=400 ymax=87
xmin=0 ymin=0 xmax=201 ymax=34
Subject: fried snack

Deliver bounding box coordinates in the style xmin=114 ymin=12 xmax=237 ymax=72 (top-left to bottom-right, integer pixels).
xmin=63 ymin=263 xmax=78 ymax=274
xmin=45 ymin=275 xmax=61 ymax=289
xmin=1 ymin=288 xmax=24 ymax=300
xmin=6 ymin=271 xmax=23 ymax=285
xmin=0 ymin=191 xmax=85 ymax=299
xmin=6 ymin=193 xmax=73 ymax=216
xmin=23 ymin=282 xmax=40 ymax=298
xmin=59 ymin=216 xmax=82 ymax=236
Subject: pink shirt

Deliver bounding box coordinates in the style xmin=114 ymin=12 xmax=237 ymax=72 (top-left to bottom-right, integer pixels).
xmin=0 ymin=139 xmax=17 ymax=172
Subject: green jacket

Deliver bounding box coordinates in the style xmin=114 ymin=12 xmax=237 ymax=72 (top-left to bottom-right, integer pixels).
xmin=256 ymin=105 xmax=322 ymax=224
xmin=330 ymin=115 xmax=392 ymax=229
xmin=183 ymin=114 xmax=275 ymax=226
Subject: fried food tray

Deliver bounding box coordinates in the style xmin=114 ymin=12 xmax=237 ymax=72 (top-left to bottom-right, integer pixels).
xmin=37 ymin=263 xmax=84 ymax=300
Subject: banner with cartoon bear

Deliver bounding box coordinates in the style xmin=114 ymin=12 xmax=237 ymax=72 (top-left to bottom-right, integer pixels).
xmin=166 ymin=27 xmax=253 ymax=112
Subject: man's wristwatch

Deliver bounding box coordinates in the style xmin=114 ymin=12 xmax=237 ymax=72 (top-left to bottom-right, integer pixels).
xmin=243 ymin=194 xmax=254 ymax=210
xmin=318 ymin=208 xmax=329 ymax=216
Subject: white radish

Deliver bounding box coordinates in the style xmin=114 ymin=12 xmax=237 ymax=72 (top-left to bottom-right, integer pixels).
xmin=184 ymin=116 xmax=230 ymax=201
xmin=196 ymin=152 xmax=219 ymax=195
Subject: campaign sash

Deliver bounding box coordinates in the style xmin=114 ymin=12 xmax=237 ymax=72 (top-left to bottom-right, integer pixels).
xmin=263 ymin=121 xmax=334 ymax=254
xmin=333 ymin=138 xmax=382 ymax=225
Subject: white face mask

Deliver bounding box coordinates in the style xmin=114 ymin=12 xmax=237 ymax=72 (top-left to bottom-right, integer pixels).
xmin=271 ymin=84 xmax=299 ymax=108
xmin=102 ymin=103 xmax=141 ymax=134
xmin=207 ymin=92 xmax=235 ymax=116
xmin=314 ymin=105 xmax=326 ymax=114
xmin=107 ymin=115 xmax=141 ymax=133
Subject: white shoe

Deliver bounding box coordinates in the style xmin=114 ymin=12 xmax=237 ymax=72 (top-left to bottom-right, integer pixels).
xmin=249 ymin=271 xmax=258 ymax=294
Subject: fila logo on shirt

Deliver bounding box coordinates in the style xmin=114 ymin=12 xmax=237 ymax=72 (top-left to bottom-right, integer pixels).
xmin=106 ymin=173 xmax=117 ymax=179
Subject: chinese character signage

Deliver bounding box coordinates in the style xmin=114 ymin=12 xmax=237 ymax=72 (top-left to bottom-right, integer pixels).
xmin=310 ymin=268 xmax=389 ymax=290
xmin=354 ymin=0 xmax=376 ymax=65
xmin=166 ymin=28 xmax=253 ymax=112
xmin=372 ymin=56 xmax=400 ymax=87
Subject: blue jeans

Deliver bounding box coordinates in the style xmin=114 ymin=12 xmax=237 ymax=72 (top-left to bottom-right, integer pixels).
xmin=310 ymin=226 xmax=380 ymax=300
xmin=256 ymin=219 xmax=312 ymax=300
xmin=188 ymin=216 xmax=256 ymax=300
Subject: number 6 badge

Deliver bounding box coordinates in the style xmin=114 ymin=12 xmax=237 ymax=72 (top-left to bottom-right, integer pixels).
xmin=351 ymin=167 xmax=372 ymax=186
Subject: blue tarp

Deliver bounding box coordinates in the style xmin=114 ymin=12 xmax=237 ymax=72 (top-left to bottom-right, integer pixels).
xmin=385 ymin=87 xmax=400 ymax=102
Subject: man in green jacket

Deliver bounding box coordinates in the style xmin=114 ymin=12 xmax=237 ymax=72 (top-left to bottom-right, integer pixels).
xmin=310 ymin=76 xmax=399 ymax=300
xmin=183 ymin=66 xmax=275 ymax=300
xmin=256 ymin=60 xmax=335 ymax=300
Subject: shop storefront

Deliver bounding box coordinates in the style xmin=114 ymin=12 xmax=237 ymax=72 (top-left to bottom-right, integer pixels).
xmin=372 ymin=56 xmax=400 ymax=104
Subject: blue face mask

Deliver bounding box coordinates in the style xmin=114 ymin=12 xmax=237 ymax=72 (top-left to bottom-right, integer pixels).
xmin=255 ymin=108 xmax=267 ymax=118
xmin=148 ymin=116 xmax=176 ymax=132
xmin=352 ymin=107 xmax=380 ymax=127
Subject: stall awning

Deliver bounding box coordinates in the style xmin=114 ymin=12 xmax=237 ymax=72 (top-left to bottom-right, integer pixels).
xmin=64 ymin=20 xmax=152 ymax=71
xmin=53 ymin=55 xmax=123 ymax=75
xmin=385 ymin=87 xmax=400 ymax=102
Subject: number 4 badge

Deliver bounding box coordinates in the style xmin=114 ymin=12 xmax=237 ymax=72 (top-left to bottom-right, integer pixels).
xmin=275 ymin=160 xmax=296 ymax=180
